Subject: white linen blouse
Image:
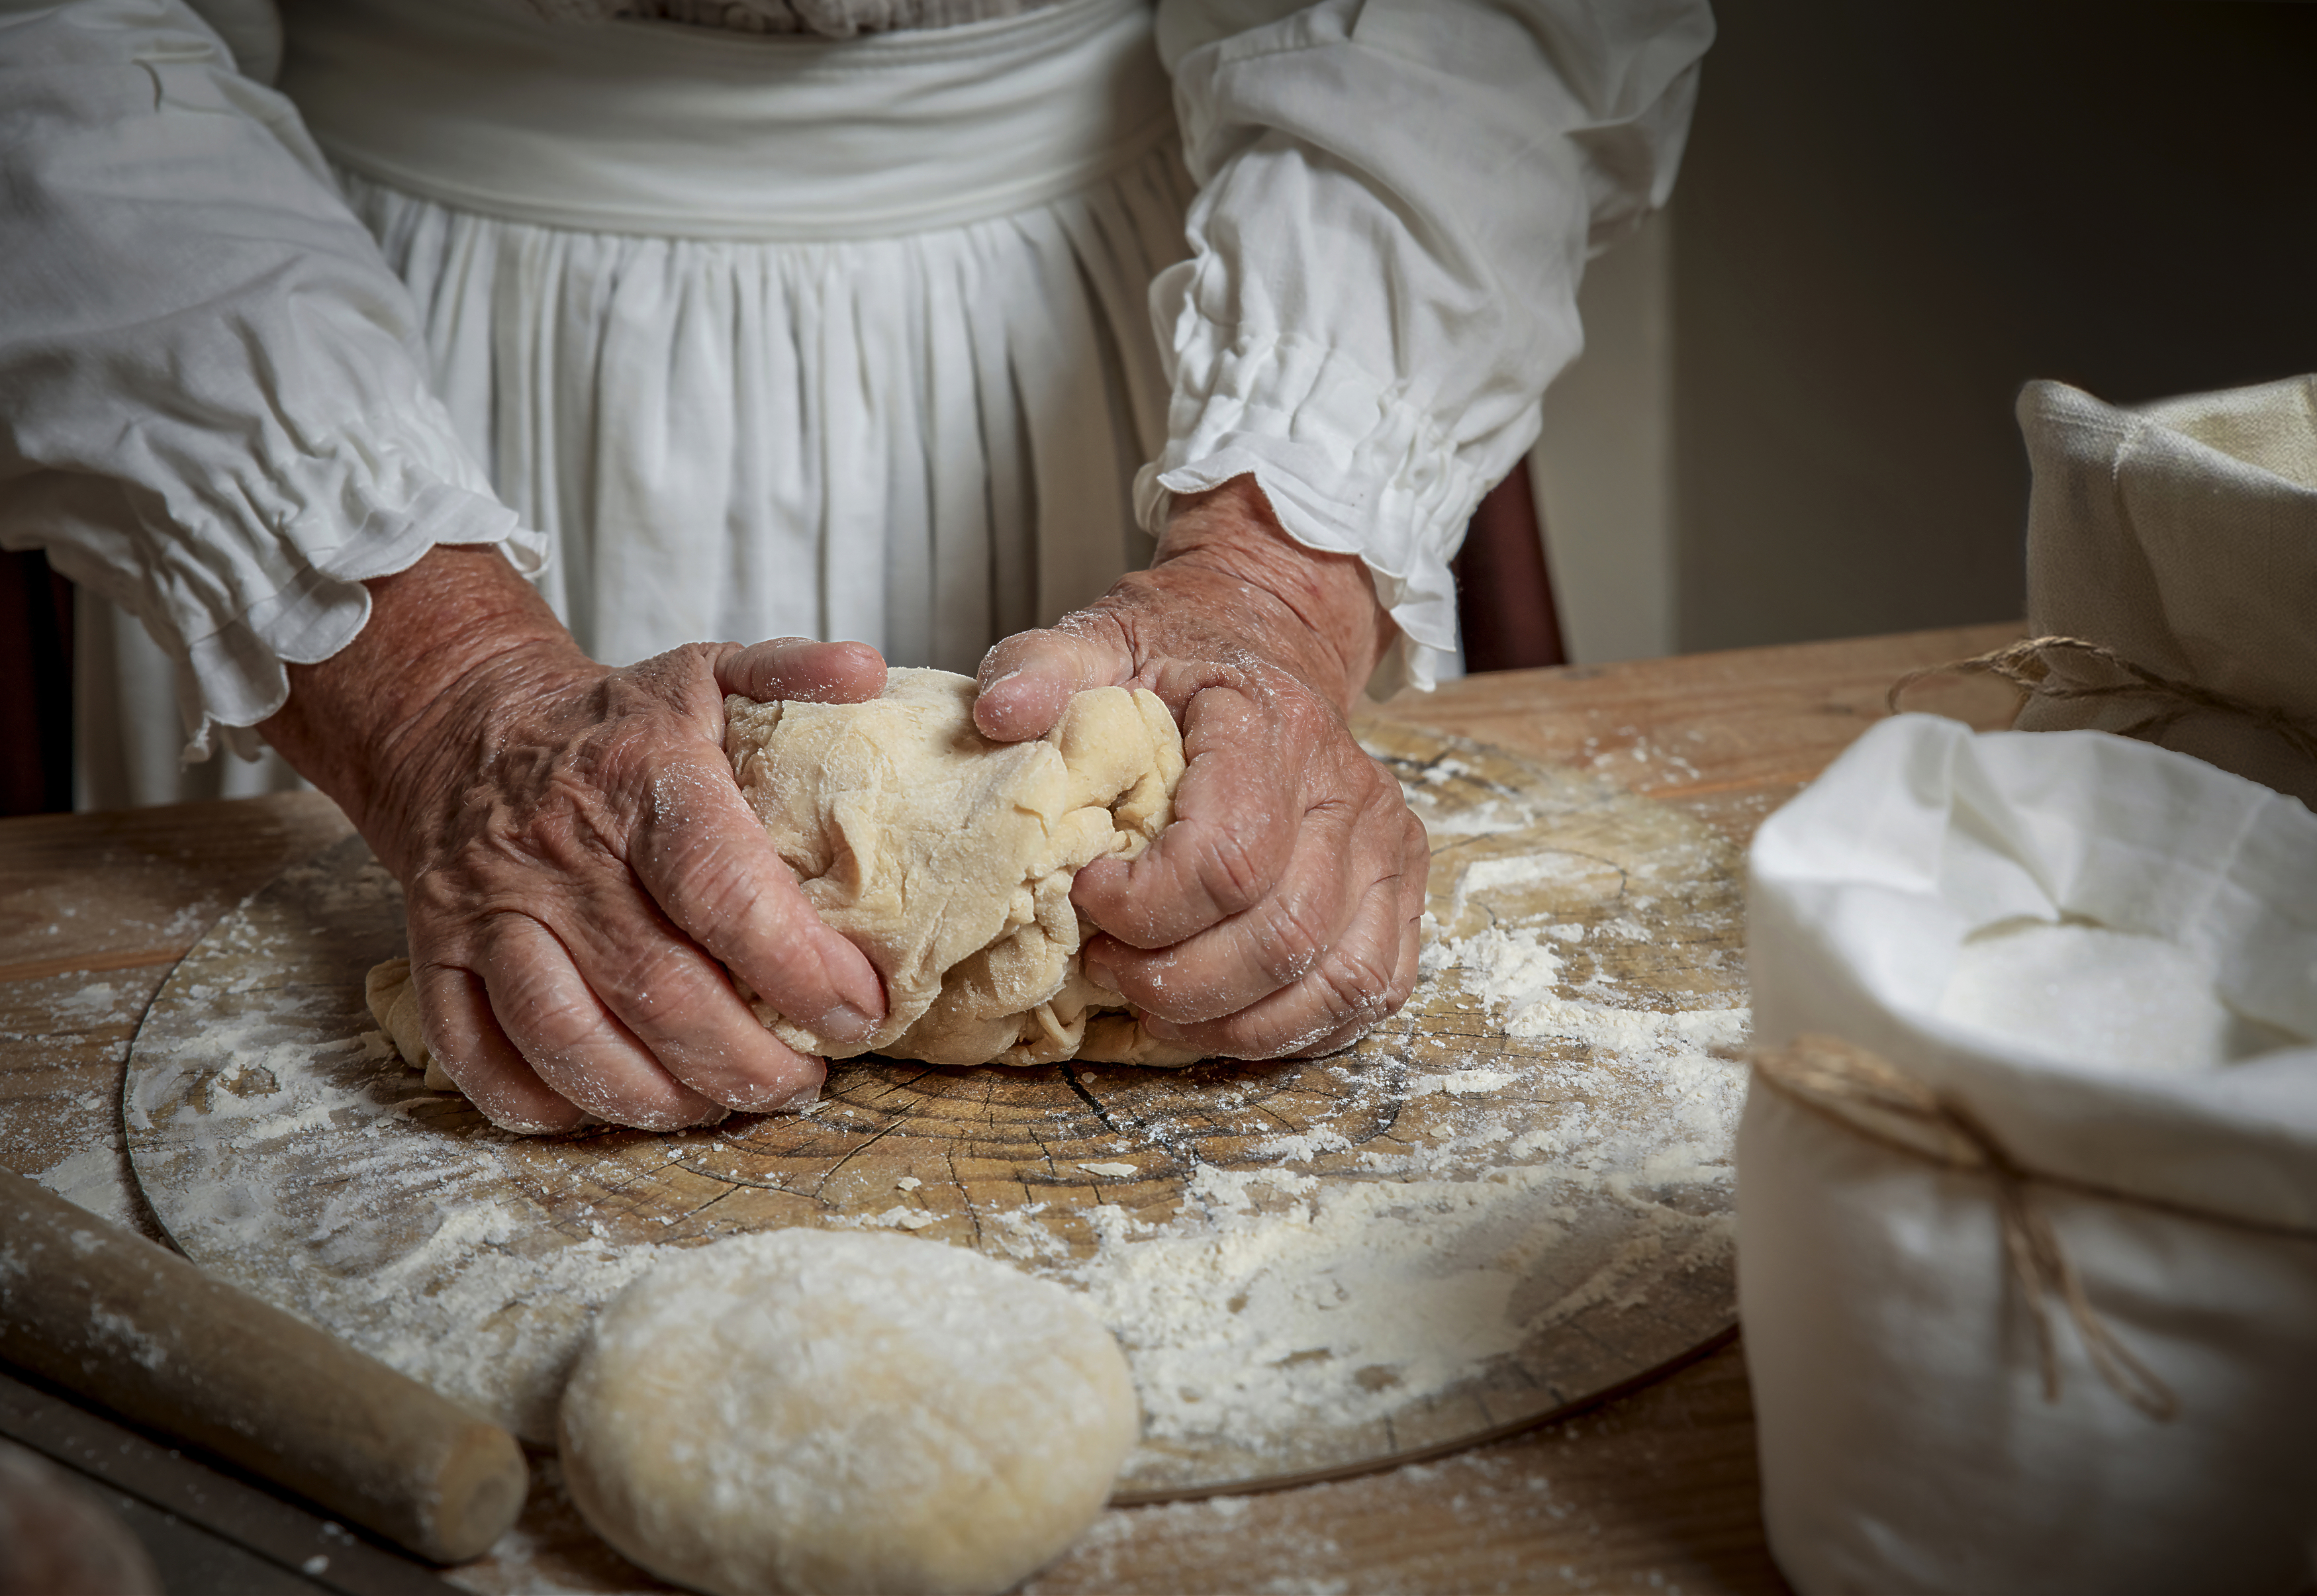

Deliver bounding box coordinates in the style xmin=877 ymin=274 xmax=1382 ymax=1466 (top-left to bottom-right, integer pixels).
xmin=0 ymin=0 xmax=1710 ymax=790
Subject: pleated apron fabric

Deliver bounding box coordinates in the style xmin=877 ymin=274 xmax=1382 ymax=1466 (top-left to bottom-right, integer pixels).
xmin=79 ymin=0 xmax=1192 ymax=808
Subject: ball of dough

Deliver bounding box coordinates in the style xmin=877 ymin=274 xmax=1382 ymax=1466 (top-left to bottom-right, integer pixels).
xmin=725 ymin=668 xmax=1200 ymax=1068
xmin=557 ymin=1230 xmax=1138 ymax=1596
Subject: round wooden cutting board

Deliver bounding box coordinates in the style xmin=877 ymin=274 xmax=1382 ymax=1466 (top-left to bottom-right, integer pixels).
xmin=124 ymin=724 xmax=1750 ymax=1500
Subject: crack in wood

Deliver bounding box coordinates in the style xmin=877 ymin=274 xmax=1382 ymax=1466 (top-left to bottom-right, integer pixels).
xmin=1057 ymin=1064 xmax=1127 ymax=1139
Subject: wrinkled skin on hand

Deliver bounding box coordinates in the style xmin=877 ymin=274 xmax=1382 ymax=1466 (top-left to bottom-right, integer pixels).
xmin=264 ymin=473 xmax=1426 ymax=1129
xmin=974 ymin=477 xmax=1431 ymax=1059
xmin=263 ymin=548 xmax=890 ymax=1133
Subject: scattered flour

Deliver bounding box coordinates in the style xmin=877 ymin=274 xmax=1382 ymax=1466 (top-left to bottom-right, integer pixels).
xmin=128 ymin=814 xmax=1750 ymax=1491
xmin=34 ymin=1143 xmax=142 ymax=1235
xmin=980 ymin=913 xmax=1753 ymax=1458
xmin=51 ymin=980 xmax=132 ymax=1023
xmin=1406 ymin=1070 xmax=1523 ymax=1098
xmin=859 ymin=1205 xmax=941 ymax=1231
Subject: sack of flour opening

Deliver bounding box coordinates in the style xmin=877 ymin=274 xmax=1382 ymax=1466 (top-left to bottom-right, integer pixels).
xmin=1738 ymin=713 xmax=2317 ymax=1595
xmin=2014 ymin=376 xmax=2317 ymax=808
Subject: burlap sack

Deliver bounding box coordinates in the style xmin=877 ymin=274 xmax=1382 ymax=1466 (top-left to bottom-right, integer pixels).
xmin=1740 ymin=713 xmax=2317 ymax=1595
xmin=2016 ymin=376 xmax=2317 ymax=807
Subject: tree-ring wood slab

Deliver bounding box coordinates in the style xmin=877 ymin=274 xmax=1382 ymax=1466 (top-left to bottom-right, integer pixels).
xmin=125 ymin=723 xmax=1750 ymax=1499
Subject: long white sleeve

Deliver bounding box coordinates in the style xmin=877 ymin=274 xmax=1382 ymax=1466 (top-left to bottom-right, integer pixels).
xmin=0 ymin=0 xmax=541 ymax=761
xmin=1145 ymin=0 xmax=1713 ymax=690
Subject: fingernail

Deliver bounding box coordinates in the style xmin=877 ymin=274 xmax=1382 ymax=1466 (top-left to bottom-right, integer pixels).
xmin=827 ymin=944 xmax=888 ymax=1025
xmin=770 ymin=1076 xmax=821 ymax=1113
xmin=819 ymin=1002 xmax=880 ymax=1043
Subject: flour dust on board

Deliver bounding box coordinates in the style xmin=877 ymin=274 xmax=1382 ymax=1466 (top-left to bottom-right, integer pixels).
xmin=123 ymin=724 xmax=1750 ymax=1495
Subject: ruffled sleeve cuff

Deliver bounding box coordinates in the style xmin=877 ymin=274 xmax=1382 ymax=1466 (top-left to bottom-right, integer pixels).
xmin=0 ymin=0 xmax=551 ymax=768
xmin=132 ymin=404 xmax=547 ymax=764
xmin=1132 ymin=279 xmax=1490 ymax=697
xmin=193 ymin=487 xmax=544 ymax=765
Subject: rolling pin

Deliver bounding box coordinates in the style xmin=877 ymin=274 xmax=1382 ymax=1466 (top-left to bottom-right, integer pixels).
xmin=0 ymin=1166 xmax=526 ymax=1564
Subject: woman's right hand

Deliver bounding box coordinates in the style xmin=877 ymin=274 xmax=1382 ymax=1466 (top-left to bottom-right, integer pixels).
xmin=261 ymin=545 xmax=889 ymax=1133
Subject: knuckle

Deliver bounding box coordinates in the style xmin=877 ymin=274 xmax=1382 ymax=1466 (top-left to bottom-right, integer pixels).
xmin=664 ymin=843 xmax=771 ymax=945
xmin=1207 ymin=943 xmax=1398 ymax=1062
xmin=1402 ymin=813 xmax=1431 ymax=865
xmin=1253 ymin=891 xmax=1331 ymax=985
xmin=479 ymin=941 xmax=601 ymax=1056
xmin=1387 ymin=939 xmax=1422 ymax=1009
xmin=1196 ymin=825 xmax=1279 ymax=919
xmin=589 ymin=942 xmax=699 ymax=1028
xmin=504 ymin=979 xmax=602 ymax=1057
xmin=1313 ymin=947 xmax=1395 ymax=1028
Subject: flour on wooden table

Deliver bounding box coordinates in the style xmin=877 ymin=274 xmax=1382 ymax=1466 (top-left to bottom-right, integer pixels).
xmin=126 ymin=976 xmax=670 ymax=1440
xmin=855 ymin=908 xmax=1750 ymax=1455
xmin=125 ymin=757 xmax=1752 ymax=1495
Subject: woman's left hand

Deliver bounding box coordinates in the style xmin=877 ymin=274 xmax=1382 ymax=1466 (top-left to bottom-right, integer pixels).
xmin=972 ymin=477 xmax=1431 ymax=1058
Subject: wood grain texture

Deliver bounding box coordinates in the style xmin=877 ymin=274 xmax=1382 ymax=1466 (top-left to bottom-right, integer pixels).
xmin=0 ymin=626 xmax=2026 ymax=1594
xmin=0 ymin=792 xmax=352 ymax=978
xmin=0 ymin=792 xmax=352 ymax=1244
xmin=1365 ymin=620 xmax=2026 ymax=845
xmin=1027 ymin=1339 xmax=1784 ymax=1596
xmin=124 ymin=728 xmax=1750 ymax=1494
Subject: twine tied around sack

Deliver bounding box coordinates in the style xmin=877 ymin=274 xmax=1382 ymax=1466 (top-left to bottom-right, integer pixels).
xmin=1885 ymin=634 xmax=2317 ymax=766
xmin=1750 ymin=1034 xmax=2181 ymax=1422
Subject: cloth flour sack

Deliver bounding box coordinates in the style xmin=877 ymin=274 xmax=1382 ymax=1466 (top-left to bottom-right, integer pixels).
xmin=1740 ymin=713 xmax=2317 ymax=1595
xmin=2016 ymin=375 xmax=2317 ymax=808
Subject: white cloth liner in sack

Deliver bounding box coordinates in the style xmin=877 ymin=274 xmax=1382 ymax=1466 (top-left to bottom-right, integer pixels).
xmin=1740 ymin=712 xmax=2317 ymax=1595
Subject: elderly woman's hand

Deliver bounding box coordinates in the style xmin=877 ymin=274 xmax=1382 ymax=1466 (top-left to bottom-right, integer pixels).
xmin=262 ymin=547 xmax=888 ymax=1133
xmin=972 ymin=478 xmax=1431 ymax=1059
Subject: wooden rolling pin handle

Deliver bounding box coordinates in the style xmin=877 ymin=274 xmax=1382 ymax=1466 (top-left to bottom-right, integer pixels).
xmin=0 ymin=1168 xmax=527 ymax=1564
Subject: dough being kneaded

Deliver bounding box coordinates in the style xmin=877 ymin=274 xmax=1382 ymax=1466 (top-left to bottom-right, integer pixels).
xmin=726 ymin=669 xmax=1202 ymax=1068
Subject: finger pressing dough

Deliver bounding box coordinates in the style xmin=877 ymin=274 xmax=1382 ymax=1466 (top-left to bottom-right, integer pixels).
xmin=726 ymin=668 xmax=1202 ymax=1068
xmin=557 ymin=1229 xmax=1139 ymax=1596
xmin=363 ymin=669 xmax=1201 ymax=1092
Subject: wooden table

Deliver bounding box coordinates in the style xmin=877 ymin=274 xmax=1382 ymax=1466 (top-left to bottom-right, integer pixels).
xmin=0 ymin=622 xmax=2022 ymax=1595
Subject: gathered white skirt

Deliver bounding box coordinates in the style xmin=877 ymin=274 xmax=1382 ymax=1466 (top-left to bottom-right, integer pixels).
xmin=79 ymin=0 xmax=1192 ymax=808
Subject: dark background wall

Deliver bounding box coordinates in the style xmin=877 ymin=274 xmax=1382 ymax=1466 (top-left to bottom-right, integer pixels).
xmin=1670 ymin=1 xmax=2317 ymax=651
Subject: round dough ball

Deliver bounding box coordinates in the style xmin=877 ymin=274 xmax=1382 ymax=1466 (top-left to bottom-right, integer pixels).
xmin=558 ymin=1229 xmax=1139 ymax=1596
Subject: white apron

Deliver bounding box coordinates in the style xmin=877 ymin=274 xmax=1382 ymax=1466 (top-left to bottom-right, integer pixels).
xmin=77 ymin=0 xmax=1191 ymax=808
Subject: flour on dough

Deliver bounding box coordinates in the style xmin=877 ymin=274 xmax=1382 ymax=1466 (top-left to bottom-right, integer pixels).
xmin=363 ymin=669 xmax=1200 ymax=1090
xmin=726 ymin=668 xmax=1202 ymax=1068
xmin=557 ymin=1229 xmax=1138 ymax=1596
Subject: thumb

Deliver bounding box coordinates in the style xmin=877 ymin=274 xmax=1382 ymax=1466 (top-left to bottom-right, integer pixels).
xmin=719 ymin=638 xmax=887 ymax=704
xmin=973 ymin=621 xmax=1132 ymax=741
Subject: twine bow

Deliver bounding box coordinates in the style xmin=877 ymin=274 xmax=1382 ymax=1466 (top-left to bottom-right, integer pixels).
xmin=1887 ymin=634 xmax=2317 ymax=767
xmin=1752 ymin=1034 xmax=2181 ymax=1422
